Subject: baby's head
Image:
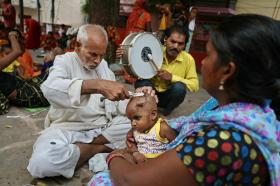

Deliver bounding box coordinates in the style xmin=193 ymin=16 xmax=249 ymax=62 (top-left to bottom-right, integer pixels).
xmin=126 ymin=94 xmax=158 ymax=133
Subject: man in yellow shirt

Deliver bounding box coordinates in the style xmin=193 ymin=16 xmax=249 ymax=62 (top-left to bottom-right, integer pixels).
xmin=135 ymin=25 xmax=199 ymax=116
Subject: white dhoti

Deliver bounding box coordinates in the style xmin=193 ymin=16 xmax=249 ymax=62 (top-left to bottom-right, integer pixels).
xmin=27 ymin=115 xmax=130 ymax=178
xmin=27 ymin=52 xmax=131 ymax=178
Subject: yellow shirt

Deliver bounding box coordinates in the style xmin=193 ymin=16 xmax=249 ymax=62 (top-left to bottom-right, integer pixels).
xmin=2 ymin=60 xmax=20 ymax=73
xmin=133 ymin=117 xmax=169 ymax=158
xmin=159 ymin=14 xmax=167 ymax=30
xmin=152 ymin=48 xmax=199 ymax=92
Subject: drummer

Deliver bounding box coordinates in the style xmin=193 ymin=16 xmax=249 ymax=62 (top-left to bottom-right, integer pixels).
xmin=117 ymin=25 xmax=199 ymax=116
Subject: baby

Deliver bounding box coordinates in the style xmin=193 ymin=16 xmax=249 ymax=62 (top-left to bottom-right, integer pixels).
xmin=126 ymin=94 xmax=177 ymax=163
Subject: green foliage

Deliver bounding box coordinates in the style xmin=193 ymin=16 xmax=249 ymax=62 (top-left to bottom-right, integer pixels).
xmin=81 ymin=0 xmax=90 ymax=15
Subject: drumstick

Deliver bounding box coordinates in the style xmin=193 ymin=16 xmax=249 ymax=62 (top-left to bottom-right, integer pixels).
xmin=120 ymin=44 xmax=132 ymax=47
xmin=147 ymin=54 xmax=159 ymax=71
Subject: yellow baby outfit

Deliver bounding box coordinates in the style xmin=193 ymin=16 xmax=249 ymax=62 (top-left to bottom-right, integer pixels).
xmin=133 ymin=117 xmax=169 ymax=158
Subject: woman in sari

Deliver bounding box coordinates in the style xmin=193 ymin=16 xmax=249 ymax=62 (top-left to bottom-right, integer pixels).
xmin=0 ymin=29 xmax=49 ymax=114
xmin=90 ymin=14 xmax=280 ymax=186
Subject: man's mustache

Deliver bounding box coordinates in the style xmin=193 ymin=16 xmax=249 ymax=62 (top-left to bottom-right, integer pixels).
xmin=169 ymin=48 xmax=179 ymax=53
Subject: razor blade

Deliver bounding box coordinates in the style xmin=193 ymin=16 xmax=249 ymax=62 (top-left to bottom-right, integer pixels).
xmin=100 ymin=91 xmax=144 ymax=101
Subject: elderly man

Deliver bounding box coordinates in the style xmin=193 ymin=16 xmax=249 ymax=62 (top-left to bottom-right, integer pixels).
xmin=27 ymin=24 xmax=150 ymax=178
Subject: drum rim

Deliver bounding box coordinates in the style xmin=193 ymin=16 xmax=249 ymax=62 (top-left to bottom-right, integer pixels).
xmin=122 ymin=32 xmax=163 ymax=79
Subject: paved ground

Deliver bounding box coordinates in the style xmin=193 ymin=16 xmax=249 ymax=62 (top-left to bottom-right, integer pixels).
xmin=0 ymin=53 xmax=210 ymax=185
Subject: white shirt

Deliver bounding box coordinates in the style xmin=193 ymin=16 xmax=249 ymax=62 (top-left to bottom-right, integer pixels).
xmin=188 ymin=19 xmax=196 ymax=32
xmin=41 ymin=52 xmax=128 ymax=131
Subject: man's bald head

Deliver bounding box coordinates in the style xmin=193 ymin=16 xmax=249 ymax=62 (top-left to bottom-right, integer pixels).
xmin=77 ymin=24 xmax=108 ymax=47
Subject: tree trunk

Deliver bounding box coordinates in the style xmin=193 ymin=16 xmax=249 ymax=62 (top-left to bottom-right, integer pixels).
xmin=89 ymin=0 xmax=120 ymax=64
xmin=89 ymin=0 xmax=119 ymax=27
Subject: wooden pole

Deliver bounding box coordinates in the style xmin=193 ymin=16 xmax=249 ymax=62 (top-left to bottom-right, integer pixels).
xmin=37 ymin=0 xmax=41 ymax=24
xmin=19 ymin=0 xmax=24 ymax=32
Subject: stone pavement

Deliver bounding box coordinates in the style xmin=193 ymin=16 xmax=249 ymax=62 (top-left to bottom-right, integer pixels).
xmin=0 ymin=76 xmax=210 ymax=186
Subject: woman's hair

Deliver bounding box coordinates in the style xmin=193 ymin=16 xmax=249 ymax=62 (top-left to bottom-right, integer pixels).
xmin=211 ymin=14 xmax=280 ymax=119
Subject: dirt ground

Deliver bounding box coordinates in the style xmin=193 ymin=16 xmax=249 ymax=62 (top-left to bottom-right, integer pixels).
xmin=0 ymin=55 xmax=210 ymax=186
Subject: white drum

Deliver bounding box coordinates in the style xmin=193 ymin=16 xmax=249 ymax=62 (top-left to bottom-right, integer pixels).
xmin=120 ymin=32 xmax=163 ymax=79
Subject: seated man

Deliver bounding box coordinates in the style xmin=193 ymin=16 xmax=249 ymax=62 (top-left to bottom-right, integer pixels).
xmin=118 ymin=25 xmax=199 ymax=116
xmin=27 ymin=24 xmax=153 ymax=178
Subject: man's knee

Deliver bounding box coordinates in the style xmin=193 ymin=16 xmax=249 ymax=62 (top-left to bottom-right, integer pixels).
xmin=28 ymin=143 xmax=79 ymax=178
xmin=28 ymin=151 xmax=59 ymax=178
xmin=170 ymin=82 xmax=187 ymax=96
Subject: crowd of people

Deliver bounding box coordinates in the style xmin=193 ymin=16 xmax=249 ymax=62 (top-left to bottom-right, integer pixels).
xmin=0 ymin=0 xmax=279 ymax=186
xmin=0 ymin=0 xmax=84 ymax=114
xmin=125 ymin=0 xmax=197 ymax=49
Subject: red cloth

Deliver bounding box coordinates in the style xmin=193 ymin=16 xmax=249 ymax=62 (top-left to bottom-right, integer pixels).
xmin=1 ymin=3 xmax=16 ymax=28
xmin=41 ymin=34 xmax=57 ymax=51
xmin=25 ymin=19 xmax=41 ymax=49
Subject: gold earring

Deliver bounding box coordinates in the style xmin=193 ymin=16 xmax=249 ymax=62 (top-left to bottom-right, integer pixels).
xmin=218 ymin=81 xmax=224 ymax=91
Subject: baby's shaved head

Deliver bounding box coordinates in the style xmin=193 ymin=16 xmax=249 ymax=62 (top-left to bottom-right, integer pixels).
xmin=126 ymin=94 xmax=157 ymax=113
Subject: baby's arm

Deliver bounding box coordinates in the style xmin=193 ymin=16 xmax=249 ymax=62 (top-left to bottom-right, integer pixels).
xmin=159 ymin=120 xmax=177 ymax=142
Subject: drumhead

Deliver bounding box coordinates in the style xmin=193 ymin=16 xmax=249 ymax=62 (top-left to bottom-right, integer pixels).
xmin=121 ymin=32 xmax=163 ymax=79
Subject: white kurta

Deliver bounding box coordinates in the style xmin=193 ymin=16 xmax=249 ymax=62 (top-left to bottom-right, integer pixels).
xmin=41 ymin=52 xmax=129 ymax=131
xmin=28 ymin=52 xmax=131 ymax=178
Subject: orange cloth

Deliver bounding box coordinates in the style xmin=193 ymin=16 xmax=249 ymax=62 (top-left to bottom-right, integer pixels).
xmin=17 ymin=50 xmax=35 ymax=79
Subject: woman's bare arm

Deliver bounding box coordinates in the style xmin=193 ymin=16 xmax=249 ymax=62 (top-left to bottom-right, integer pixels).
xmin=110 ymin=149 xmax=198 ymax=186
xmin=0 ymin=33 xmax=23 ymax=70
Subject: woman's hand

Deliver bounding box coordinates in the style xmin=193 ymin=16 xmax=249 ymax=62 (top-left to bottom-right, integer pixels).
xmin=132 ymin=152 xmax=147 ymax=164
xmin=8 ymin=31 xmax=24 ymax=56
xmin=110 ymin=149 xmax=136 ymax=164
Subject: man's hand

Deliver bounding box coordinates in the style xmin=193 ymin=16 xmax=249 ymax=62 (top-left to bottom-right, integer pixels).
xmin=116 ymin=47 xmax=125 ymax=59
xmin=82 ymin=79 xmax=130 ymax=101
xmin=157 ymin=69 xmax=172 ymax=81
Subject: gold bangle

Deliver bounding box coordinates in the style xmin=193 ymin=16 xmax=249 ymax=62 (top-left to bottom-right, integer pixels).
xmin=106 ymin=153 xmax=126 ymax=169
